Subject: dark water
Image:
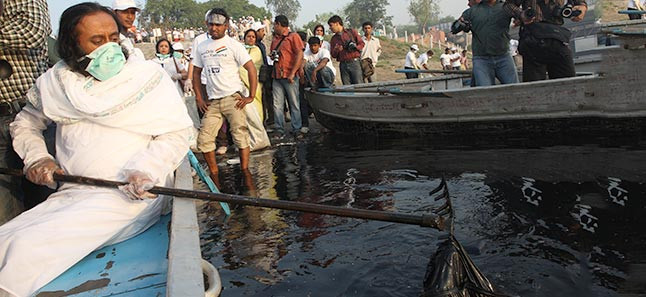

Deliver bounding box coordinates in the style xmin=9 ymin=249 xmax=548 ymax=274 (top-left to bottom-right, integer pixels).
xmin=198 ymin=130 xmax=646 ymax=297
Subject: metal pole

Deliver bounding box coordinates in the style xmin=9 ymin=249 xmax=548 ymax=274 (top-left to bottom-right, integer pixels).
xmin=0 ymin=168 xmax=444 ymax=229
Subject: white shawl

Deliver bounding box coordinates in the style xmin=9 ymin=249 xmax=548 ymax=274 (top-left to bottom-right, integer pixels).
xmin=28 ymin=59 xmax=193 ymax=136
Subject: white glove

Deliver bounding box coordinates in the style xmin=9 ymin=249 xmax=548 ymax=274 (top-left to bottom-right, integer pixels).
xmin=171 ymin=73 xmax=182 ymax=81
xmin=25 ymin=157 xmax=61 ymax=189
xmin=118 ymin=170 xmax=158 ymax=200
xmin=183 ymin=78 xmax=194 ymax=94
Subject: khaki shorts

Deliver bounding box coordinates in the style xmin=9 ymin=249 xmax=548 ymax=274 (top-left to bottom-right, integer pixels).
xmin=197 ymin=93 xmax=249 ymax=152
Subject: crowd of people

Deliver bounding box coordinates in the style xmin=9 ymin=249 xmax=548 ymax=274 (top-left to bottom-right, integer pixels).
xmin=0 ymin=0 xmax=608 ymax=294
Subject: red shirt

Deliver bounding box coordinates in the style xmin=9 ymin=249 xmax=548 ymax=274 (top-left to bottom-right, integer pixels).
xmin=330 ymin=28 xmax=365 ymax=62
xmin=270 ymin=31 xmax=304 ymax=79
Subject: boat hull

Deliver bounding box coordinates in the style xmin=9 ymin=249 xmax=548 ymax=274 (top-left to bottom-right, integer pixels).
xmin=307 ymin=46 xmax=646 ymax=138
xmin=312 ymin=109 xmax=646 ymax=138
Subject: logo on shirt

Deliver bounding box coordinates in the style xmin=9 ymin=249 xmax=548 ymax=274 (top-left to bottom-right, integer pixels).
xmin=215 ymin=46 xmax=228 ymax=54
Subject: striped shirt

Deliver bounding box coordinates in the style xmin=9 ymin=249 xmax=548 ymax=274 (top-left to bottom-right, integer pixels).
xmin=0 ymin=0 xmax=51 ymax=103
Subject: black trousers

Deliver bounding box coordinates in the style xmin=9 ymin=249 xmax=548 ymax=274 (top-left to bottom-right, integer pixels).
xmin=628 ymin=8 xmax=642 ymax=20
xmin=519 ymin=38 xmax=575 ymax=82
xmin=262 ymin=80 xmax=274 ymax=125
xmin=404 ymin=66 xmax=419 ymax=79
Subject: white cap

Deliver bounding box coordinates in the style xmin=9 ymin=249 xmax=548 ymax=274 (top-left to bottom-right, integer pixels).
xmin=112 ymin=0 xmax=139 ymax=11
xmin=204 ymin=9 xmax=211 ymax=21
xmin=451 ymin=47 xmax=457 ymax=51
xmin=172 ymin=43 xmax=184 ymax=51
xmin=251 ymin=22 xmax=265 ymax=31
xmin=410 ymin=44 xmax=419 ymax=51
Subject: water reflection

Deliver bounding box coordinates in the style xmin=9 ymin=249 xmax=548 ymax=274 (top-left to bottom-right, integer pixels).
xmin=198 ymin=134 xmax=646 ymax=296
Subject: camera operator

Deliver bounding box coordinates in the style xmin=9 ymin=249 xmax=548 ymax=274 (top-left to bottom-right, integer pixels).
xmin=504 ymin=0 xmax=587 ymax=81
xmin=455 ymin=0 xmax=518 ymax=86
xmin=328 ymin=15 xmax=365 ymax=85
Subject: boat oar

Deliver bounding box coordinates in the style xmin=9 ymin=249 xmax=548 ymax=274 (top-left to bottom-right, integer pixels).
xmin=395 ymin=68 xmax=472 ymax=75
xmin=0 ymin=168 xmax=445 ymax=229
xmin=317 ymin=87 xmax=450 ymax=97
xmin=186 ymin=151 xmax=231 ymax=216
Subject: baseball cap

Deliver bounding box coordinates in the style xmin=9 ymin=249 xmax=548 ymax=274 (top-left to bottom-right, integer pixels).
xmin=112 ymin=0 xmax=140 ymax=11
xmin=410 ymin=44 xmax=419 ymax=51
xmin=172 ymin=43 xmax=184 ymax=51
xmin=251 ymin=22 xmax=265 ymax=31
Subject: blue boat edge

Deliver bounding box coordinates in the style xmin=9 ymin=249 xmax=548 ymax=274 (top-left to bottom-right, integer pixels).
xmin=34 ymin=158 xmax=217 ymax=297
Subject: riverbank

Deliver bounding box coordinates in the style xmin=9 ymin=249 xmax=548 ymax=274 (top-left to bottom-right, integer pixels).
xmin=135 ymin=36 xmax=446 ymax=83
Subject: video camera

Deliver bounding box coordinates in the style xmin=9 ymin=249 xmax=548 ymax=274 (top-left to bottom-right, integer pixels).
xmin=555 ymin=2 xmax=582 ymax=18
xmin=524 ymin=1 xmax=581 ymax=20
xmin=450 ymin=19 xmax=472 ymax=34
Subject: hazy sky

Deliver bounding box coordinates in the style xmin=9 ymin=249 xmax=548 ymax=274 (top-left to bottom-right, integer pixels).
xmin=47 ymin=0 xmax=468 ymax=33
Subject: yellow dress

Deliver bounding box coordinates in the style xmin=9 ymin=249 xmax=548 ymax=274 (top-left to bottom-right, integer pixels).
xmin=240 ymin=45 xmax=264 ymax=122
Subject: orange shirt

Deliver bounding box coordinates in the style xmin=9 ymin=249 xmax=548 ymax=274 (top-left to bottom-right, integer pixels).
xmin=270 ymin=31 xmax=304 ymax=79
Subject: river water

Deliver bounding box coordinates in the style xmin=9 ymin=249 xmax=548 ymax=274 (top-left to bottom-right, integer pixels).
xmin=197 ymin=127 xmax=646 ymax=297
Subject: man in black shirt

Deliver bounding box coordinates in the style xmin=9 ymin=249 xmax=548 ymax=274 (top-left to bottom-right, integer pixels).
xmin=504 ymin=0 xmax=587 ymax=81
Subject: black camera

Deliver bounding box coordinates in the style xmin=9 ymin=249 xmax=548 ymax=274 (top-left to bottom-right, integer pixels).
xmin=450 ymin=19 xmax=471 ymax=34
xmin=344 ymin=40 xmax=358 ymax=52
xmin=556 ymin=3 xmax=582 ymax=18
xmin=270 ymin=50 xmax=281 ymax=62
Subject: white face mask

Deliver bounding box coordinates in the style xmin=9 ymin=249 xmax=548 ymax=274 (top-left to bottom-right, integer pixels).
xmin=85 ymin=42 xmax=126 ymax=81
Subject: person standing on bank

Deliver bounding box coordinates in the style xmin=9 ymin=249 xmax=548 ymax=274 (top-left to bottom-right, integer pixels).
xmin=404 ymin=44 xmax=419 ymax=79
xmin=0 ymin=0 xmax=52 ymax=225
xmin=192 ymin=8 xmax=258 ymax=183
xmin=112 ymin=0 xmax=144 ymax=60
xmin=504 ymin=0 xmax=587 ymax=81
xmin=456 ymin=0 xmax=518 ymax=86
xmin=360 ymin=21 xmax=382 ymax=83
xmin=313 ymin=24 xmax=331 ymax=52
xmin=328 ymin=15 xmax=365 ymax=85
xmin=251 ymin=21 xmax=274 ymax=126
xmin=270 ymin=15 xmax=304 ymax=138
xmin=417 ymin=49 xmax=434 ymax=74
xmin=151 ymin=39 xmax=188 ymax=96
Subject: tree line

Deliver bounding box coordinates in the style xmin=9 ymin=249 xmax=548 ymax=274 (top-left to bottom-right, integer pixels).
xmin=139 ymin=0 xmax=445 ymax=34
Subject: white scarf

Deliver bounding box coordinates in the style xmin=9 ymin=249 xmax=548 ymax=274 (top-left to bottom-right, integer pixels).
xmin=29 ymin=59 xmax=193 ymax=136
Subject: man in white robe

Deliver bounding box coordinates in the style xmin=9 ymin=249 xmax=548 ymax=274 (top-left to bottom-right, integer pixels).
xmin=0 ymin=4 xmax=193 ymax=296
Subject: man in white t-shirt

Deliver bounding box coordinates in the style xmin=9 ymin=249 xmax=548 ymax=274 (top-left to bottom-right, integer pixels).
xmin=417 ymin=49 xmax=434 ymax=70
xmin=450 ymin=48 xmax=461 ymax=70
xmin=440 ymin=48 xmax=452 ymax=70
xmin=417 ymin=49 xmax=434 ymax=78
xmin=404 ymin=44 xmax=419 ymax=79
xmin=304 ymin=36 xmax=336 ymax=89
xmin=192 ymin=8 xmax=258 ymax=183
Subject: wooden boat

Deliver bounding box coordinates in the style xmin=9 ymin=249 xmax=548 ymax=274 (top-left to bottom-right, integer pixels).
xmin=305 ymin=21 xmax=646 ymax=138
xmin=34 ymin=159 xmax=221 ymax=297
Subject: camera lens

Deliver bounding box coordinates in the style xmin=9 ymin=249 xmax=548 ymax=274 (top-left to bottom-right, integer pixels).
xmin=561 ymin=7 xmax=572 ymax=18
xmin=0 ymin=59 xmax=12 ymax=80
